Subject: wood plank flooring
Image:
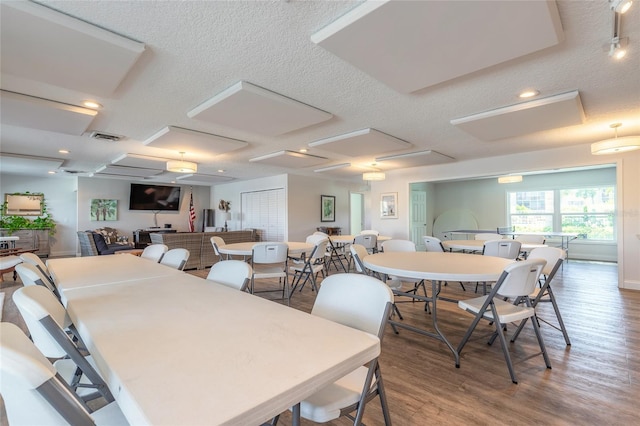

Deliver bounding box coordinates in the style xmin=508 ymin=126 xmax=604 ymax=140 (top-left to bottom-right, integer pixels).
xmin=2 ymin=260 xmax=637 ymax=425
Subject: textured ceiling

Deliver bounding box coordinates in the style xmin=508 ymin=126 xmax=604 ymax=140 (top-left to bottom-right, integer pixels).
xmin=0 ymin=0 xmax=639 ymax=185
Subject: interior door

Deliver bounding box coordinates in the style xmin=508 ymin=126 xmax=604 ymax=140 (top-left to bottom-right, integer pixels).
xmin=350 ymin=192 xmax=364 ymax=235
xmin=410 ymin=190 xmax=427 ymax=250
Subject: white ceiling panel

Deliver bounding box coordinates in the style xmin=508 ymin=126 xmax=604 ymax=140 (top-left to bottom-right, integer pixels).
xmin=308 ymin=128 xmax=411 ymax=157
xmin=450 ymin=91 xmax=586 ymax=141
xmin=0 ymin=1 xmax=145 ymax=96
xmin=312 ymin=0 xmax=563 ymax=93
xmin=94 ymin=165 xmax=162 ymax=178
xmin=249 ymin=150 xmax=328 ymax=168
xmin=313 ymin=162 xmax=378 ymax=179
xmin=0 ymin=153 xmax=64 ymax=176
xmin=0 ymin=90 xmax=97 ymax=135
xmin=143 ymin=126 xmax=248 ymax=155
xmin=111 ymin=153 xmax=172 ymax=169
xmin=375 ymin=150 xmax=455 ymax=169
xmin=187 ymin=81 xmax=333 ymax=136
xmin=176 ymin=173 xmax=234 ymax=184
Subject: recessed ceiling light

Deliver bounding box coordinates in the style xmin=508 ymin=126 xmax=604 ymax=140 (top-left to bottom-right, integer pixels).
xmin=518 ymin=89 xmax=540 ymax=99
xmin=299 ymin=148 xmax=308 ymax=153
xmin=48 ymin=170 xmax=56 ymax=174
xmin=82 ymin=100 xmax=102 ymax=109
xmin=58 ymin=149 xmax=70 ymax=154
xmin=217 ymin=169 xmax=225 ymax=173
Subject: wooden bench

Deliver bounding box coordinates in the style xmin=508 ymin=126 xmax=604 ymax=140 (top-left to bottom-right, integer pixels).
xmin=0 ymin=248 xmax=38 ymax=282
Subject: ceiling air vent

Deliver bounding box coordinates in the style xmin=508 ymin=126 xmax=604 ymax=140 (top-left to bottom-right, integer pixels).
xmin=89 ymin=131 xmax=122 ymax=142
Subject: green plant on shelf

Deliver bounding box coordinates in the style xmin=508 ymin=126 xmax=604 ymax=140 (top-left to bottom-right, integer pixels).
xmin=0 ymin=194 xmax=57 ymax=235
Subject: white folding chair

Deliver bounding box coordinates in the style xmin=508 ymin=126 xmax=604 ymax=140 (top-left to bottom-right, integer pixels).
xmin=159 ymin=248 xmax=190 ymax=270
xmin=272 ymin=273 xmax=393 ymax=425
xmin=423 ymin=236 xmax=446 ymax=252
xmin=15 ymin=263 xmax=60 ymax=299
xmin=206 ymin=260 xmax=252 ymax=292
xmin=12 ymin=285 xmax=114 ymax=403
xmin=360 ymin=230 xmax=380 ymax=236
xmin=140 ymin=244 xmax=168 ymax=262
xmin=476 ymin=240 xmax=522 ymax=293
xmin=457 ymin=259 xmax=551 ymax=384
xmin=290 ymin=235 xmax=328 ymax=294
xmin=353 ymin=234 xmax=377 ymax=255
xmin=0 ymin=322 xmax=128 ymax=426
xmin=19 ymin=252 xmax=55 ymax=286
xmin=510 ymin=247 xmax=570 ymax=345
xmin=250 ymin=242 xmax=289 ymax=304
xmin=210 ymin=236 xmax=226 ymax=262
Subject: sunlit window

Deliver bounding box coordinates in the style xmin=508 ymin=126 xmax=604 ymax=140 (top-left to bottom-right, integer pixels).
xmin=508 ymin=186 xmax=615 ymax=241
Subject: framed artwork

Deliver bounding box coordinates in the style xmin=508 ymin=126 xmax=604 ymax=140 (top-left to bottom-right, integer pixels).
xmin=380 ymin=192 xmax=398 ymax=219
xmin=321 ymin=195 xmax=335 ymax=222
xmin=91 ymin=199 xmax=118 ymax=221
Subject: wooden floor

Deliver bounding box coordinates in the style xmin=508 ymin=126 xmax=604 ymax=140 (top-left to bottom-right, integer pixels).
xmin=2 ymin=260 xmax=638 ymax=425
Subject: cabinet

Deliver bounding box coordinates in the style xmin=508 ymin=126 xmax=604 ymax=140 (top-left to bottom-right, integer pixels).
xmin=133 ymin=229 xmax=177 ymax=249
xmin=0 ymin=229 xmax=50 ymax=257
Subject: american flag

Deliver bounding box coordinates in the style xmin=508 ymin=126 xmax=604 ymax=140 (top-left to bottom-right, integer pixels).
xmin=188 ymin=191 xmax=196 ymax=232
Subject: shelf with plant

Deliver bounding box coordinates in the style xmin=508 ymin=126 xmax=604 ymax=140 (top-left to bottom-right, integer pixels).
xmin=0 ymin=193 xmax=57 ymax=235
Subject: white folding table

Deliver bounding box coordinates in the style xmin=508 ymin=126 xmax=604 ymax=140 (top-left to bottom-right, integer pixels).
xmin=363 ymin=251 xmax=512 ymax=366
xmin=51 ymin=256 xmax=379 ymax=425
xmin=47 ymin=255 xmax=183 ymax=304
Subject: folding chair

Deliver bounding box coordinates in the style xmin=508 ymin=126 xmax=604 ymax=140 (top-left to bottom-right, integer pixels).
xmin=250 ymin=242 xmax=289 ymax=304
xmin=510 ymin=247 xmax=570 ymax=345
xmin=206 ymin=259 xmax=252 ymax=292
xmin=290 ymin=235 xmax=328 ymax=294
xmin=0 ymin=322 xmax=127 ymax=425
xmin=457 ymin=259 xmax=551 ymax=383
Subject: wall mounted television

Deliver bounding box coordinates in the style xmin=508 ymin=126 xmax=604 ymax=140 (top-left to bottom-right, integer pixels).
xmin=129 ymin=184 xmax=181 ymax=211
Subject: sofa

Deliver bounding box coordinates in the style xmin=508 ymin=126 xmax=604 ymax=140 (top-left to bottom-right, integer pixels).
xmin=150 ymin=230 xmax=257 ymax=270
xmin=77 ymin=230 xmax=133 ymax=256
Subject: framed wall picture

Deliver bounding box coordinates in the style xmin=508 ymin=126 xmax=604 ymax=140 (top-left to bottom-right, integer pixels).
xmin=91 ymin=199 xmax=118 ymax=221
xmin=321 ymin=195 xmax=335 ymax=222
xmin=380 ymin=192 xmax=398 ymax=219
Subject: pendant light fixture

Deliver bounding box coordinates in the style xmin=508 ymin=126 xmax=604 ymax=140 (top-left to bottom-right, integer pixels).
xmin=591 ymin=123 xmax=640 ymax=155
xmin=166 ymin=152 xmax=198 ymax=173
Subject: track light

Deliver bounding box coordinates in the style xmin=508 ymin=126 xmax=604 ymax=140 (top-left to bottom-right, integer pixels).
xmin=610 ymin=0 xmax=633 ymax=14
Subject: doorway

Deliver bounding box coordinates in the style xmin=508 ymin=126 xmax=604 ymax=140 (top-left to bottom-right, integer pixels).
xmin=350 ymin=192 xmax=364 ymax=235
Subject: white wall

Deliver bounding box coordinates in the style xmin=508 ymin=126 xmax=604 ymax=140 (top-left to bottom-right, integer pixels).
xmin=212 ymin=174 xmax=364 ymax=242
xmin=77 ymin=178 xmax=211 ymax=238
xmin=0 ymin=174 xmax=77 ymax=257
xmin=369 ymin=144 xmax=640 ymax=290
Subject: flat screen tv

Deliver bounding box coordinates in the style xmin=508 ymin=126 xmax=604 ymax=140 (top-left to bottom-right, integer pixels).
xmin=129 ymin=184 xmax=181 ymax=211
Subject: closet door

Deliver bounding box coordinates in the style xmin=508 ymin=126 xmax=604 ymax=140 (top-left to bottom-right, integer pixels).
xmin=241 ymin=188 xmax=285 ymax=242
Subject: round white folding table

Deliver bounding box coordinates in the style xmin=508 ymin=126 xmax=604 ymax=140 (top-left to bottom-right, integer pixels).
xmin=363 ymin=251 xmax=513 ymax=366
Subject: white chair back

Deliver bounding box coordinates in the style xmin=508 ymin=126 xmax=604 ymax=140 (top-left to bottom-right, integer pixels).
xmin=312 ymin=273 xmax=393 ymax=338
xmin=13 ymin=285 xmax=71 ymax=358
xmin=527 ymin=247 xmax=565 ymax=276
xmin=206 ymin=260 xmax=252 ymax=291
xmin=19 ymin=253 xmax=51 ymax=280
xmin=516 ymin=234 xmax=546 ymax=244
xmin=494 ymin=259 xmax=546 ymax=298
xmin=483 ymin=240 xmax=522 ymax=259
xmin=423 ymin=236 xmax=445 ymax=252
xmin=381 ymin=239 xmax=416 ymax=253
xmin=252 ymin=242 xmax=288 ymax=264
xmin=475 ymin=233 xmax=503 ymax=241
xmin=15 ymin=263 xmax=57 ymax=294
xmin=210 ymin=236 xmax=226 ymax=260
xmin=349 ymin=244 xmax=369 ymax=274
xmin=0 ymin=323 xmax=125 ymax=425
xmin=141 ymin=244 xmax=168 ymax=262
xmin=160 ymin=248 xmax=190 ymax=270
xmin=353 ymin=234 xmax=377 ymax=252
xmin=360 ymin=230 xmax=380 ymax=236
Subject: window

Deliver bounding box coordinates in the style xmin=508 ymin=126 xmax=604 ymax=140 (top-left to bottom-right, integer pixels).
xmin=508 ymin=186 xmax=615 ymax=241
